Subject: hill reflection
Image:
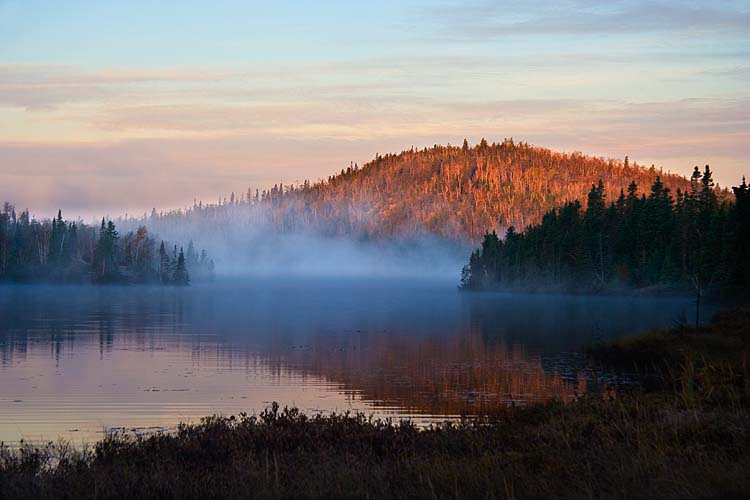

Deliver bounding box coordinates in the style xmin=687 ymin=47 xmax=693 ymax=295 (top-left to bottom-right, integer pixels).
xmin=262 ymin=326 xmax=589 ymax=415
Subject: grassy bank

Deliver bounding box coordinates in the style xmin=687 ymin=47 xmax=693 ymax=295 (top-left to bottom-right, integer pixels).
xmin=2 ymin=400 xmax=748 ymax=498
xmin=2 ymin=312 xmax=749 ymax=500
xmin=589 ymin=306 xmax=750 ymax=395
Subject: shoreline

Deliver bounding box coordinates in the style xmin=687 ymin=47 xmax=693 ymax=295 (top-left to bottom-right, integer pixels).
xmin=459 ymin=283 xmax=703 ymax=300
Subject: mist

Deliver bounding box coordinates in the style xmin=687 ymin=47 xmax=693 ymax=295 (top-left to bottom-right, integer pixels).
xmin=117 ymin=202 xmax=469 ymax=282
xmin=209 ymin=233 xmax=466 ymax=280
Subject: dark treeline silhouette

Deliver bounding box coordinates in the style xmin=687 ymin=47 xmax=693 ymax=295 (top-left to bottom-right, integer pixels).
xmin=0 ymin=205 xmax=214 ymax=285
xmin=461 ymin=166 xmax=750 ymax=303
xmin=120 ymin=139 xmax=693 ymax=243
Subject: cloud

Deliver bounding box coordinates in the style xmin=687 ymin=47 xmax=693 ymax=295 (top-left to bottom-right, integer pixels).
xmin=1 ymin=46 xmax=745 ymax=116
xmin=425 ymin=0 xmax=750 ymax=39
xmin=0 ymin=64 xmax=238 ymax=85
xmin=702 ymin=66 xmax=750 ymax=80
xmin=0 ymin=64 xmax=243 ymax=111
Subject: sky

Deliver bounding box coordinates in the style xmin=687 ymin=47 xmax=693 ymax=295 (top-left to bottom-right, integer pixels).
xmin=1 ymin=0 xmax=748 ymax=220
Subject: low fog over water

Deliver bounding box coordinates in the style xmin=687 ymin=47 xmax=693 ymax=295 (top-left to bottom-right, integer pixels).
xmin=0 ymin=279 xmax=706 ymax=444
xmin=117 ymin=203 xmax=468 ymax=280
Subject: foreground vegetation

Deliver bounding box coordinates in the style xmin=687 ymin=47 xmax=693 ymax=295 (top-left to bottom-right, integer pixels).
xmin=589 ymin=305 xmax=750 ymax=391
xmin=2 ymin=310 xmax=748 ymax=500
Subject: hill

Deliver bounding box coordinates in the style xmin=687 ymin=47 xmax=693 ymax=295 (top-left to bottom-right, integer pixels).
xmin=133 ymin=139 xmax=695 ymax=244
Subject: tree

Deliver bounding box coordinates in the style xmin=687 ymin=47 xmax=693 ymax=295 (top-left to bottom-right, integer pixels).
xmin=172 ymin=247 xmax=190 ymax=286
xmin=730 ymin=177 xmax=750 ymax=291
xmin=699 ymin=164 xmax=717 ymax=213
xmin=49 ymin=209 xmax=68 ymax=269
xmin=584 ymin=181 xmax=607 ymax=285
xmin=159 ymin=241 xmax=171 ymax=283
xmin=186 ymin=240 xmax=198 ymax=269
xmin=93 ymin=219 xmax=119 ymax=282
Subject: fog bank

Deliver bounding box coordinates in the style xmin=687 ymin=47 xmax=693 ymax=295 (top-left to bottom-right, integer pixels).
xmin=118 ymin=205 xmax=468 ymax=281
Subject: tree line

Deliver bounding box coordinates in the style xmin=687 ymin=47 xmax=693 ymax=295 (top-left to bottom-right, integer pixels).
xmin=0 ymin=206 xmax=214 ymax=285
xmin=461 ymin=166 xmax=750 ymax=303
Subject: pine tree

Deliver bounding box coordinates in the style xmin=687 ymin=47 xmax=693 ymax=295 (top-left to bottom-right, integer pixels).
xmin=93 ymin=219 xmax=119 ymax=282
xmin=159 ymin=241 xmax=171 ymax=284
xmin=730 ymin=177 xmax=750 ymax=290
xmin=699 ymin=164 xmax=717 ymax=216
xmin=48 ymin=209 xmax=67 ymax=269
xmin=186 ymin=240 xmax=197 ymax=270
xmin=172 ymin=247 xmax=190 ymax=286
xmin=584 ymin=181 xmax=607 ymax=285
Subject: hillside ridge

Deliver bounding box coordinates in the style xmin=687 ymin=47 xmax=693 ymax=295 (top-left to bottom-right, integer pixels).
xmin=135 ymin=138 xmax=697 ymax=243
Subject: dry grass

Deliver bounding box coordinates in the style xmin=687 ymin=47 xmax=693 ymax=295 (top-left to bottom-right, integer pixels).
xmin=1 ymin=391 xmax=749 ymax=500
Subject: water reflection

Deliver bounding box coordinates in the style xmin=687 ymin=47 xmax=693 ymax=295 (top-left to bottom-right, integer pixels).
xmin=0 ymin=280 xmax=700 ymax=443
xmin=267 ymin=330 xmax=589 ymax=416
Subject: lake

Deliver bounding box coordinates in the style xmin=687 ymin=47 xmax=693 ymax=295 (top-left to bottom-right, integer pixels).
xmin=0 ymin=279 xmax=701 ymax=444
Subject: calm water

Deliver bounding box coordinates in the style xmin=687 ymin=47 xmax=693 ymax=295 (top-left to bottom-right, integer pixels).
xmin=0 ymin=279 xmax=701 ymax=444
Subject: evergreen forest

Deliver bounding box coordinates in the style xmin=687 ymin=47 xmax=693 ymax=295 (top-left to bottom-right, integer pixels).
xmin=461 ymin=166 xmax=750 ymax=299
xmin=0 ymin=207 xmax=213 ymax=285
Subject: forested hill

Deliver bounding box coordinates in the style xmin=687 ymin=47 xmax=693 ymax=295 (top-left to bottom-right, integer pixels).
xmin=134 ymin=139 xmax=696 ymax=243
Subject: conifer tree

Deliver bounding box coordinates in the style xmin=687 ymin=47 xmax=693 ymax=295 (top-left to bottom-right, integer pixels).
xmin=173 ymin=247 xmax=190 ymax=286
xmin=159 ymin=241 xmax=171 ymax=284
xmin=186 ymin=240 xmax=197 ymax=269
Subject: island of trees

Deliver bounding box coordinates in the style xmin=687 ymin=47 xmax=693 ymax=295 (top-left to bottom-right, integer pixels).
xmin=0 ymin=206 xmax=214 ymax=285
xmin=461 ymin=166 xmax=749 ymax=304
